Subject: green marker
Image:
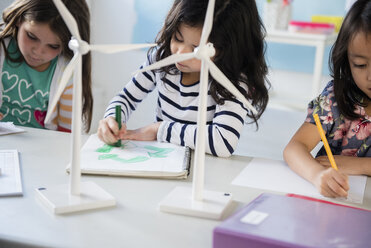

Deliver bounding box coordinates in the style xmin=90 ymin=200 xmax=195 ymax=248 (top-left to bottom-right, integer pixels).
xmin=115 ymin=105 xmax=122 ymax=147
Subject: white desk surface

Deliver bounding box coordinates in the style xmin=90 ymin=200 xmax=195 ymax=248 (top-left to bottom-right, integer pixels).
xmin=1 ymin=126 xmax=370 ymax=248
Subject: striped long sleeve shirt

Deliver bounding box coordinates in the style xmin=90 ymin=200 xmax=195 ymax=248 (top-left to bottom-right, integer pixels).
xmin=105 ymin=55 xmax=249 ymax=157
xmin=45 ymin=55 xmax=74 ymax=132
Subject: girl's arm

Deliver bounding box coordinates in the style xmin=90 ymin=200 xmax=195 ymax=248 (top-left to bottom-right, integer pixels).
xmin=157 ymin=98 xmax=247 ymax=157
xmin=120 ymin=122 xmax=161 ymax=142
xmin=316 ymin=155 xmax=371 ymax=176
xmin=283 ymin=122 xmax=349 ymax=198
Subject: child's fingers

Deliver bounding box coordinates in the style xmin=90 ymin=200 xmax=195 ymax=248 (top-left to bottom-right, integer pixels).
xmin=319 ymin=186 xmax=338 ymax=198
xmin=333 ymin=172 xmax=349 ymax=191
xmin=327 ymin=175 xmax=348 ymax=197
xmin=316 ymin=168 xmax=349 ymax=198
xmin=97 ymin=125 xmax=116 ymax=144
xmin=97 ymin=118 xmax=119 ymax=144
xmin=0 ymin=113 xmax=3 ymax=120
xmin=118 ymin=124 xmax=127 ymax=137
xmin=106 ymin=117 xmax=121 ymax=134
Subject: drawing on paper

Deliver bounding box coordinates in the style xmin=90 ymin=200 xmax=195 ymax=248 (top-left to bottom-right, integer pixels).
xmin=96 ymin=141 xmax=175 ymax=164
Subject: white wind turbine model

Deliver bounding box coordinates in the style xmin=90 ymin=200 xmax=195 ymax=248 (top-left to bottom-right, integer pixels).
xmin=136 ymin=0 xmax=257 ymax=219
xmin=35 ymin=0 xmax=155 ymax=214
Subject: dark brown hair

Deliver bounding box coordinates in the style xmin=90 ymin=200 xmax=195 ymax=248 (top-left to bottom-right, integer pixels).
xmin=149 ymin=0 xmax=270 ymax=126
xmin=330 ymin=0 xmax=371 ymax=120
xmin=1 ymin=0 xmax=93 ymax=132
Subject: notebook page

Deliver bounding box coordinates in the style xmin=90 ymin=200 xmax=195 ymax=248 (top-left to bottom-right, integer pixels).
xmin=232 ymin=157 xmax=367 ymax=204
xmin=0 ymin=150 xmax=23 ymax=196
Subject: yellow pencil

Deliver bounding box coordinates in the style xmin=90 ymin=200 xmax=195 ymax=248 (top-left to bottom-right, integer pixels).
xmin=313 ymin=113 xmax=338 ymax=171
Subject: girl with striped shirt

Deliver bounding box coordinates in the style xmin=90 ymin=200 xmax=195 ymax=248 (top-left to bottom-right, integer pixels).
xmin=98 ymin=0 xmax=270 ymax=157
xmin=0 ymin=0 xmax=93 ymax=133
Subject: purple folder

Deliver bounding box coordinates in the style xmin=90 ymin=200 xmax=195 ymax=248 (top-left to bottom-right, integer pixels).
xmin=213 ymin=193 xmax=371 ymax=248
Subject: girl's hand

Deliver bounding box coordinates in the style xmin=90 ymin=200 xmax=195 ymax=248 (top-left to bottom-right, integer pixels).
xmin=97 ymin=116 xmax=127 ymax=145
xmin=313 ymin=167 xmax=349 ymax=198
xmin=0 ymin=113 xmax=3 ymax=120
xmin=121 ymin=122 xmax=161 ymax=141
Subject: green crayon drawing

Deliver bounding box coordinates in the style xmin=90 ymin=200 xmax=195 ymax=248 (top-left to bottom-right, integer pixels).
xmin=98 ymin=154 xmax=149 ymax=163
xmin=96 ymin=144 xmax=113 ymax=153
xmin=145 ymin=145 xmax=174 ymax=158
xmin=95 ymin=141 xmax=175 ymax=163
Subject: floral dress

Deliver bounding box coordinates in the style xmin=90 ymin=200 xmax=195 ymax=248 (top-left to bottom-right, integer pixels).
xmin=305 ymin=81 xmax=371 ymax=157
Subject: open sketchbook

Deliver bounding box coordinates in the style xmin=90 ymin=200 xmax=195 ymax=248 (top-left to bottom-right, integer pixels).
xmin=67 ymin=134 xmax=191 ymax=179
xmin=232 ymin=157 xmax=367 ymax=204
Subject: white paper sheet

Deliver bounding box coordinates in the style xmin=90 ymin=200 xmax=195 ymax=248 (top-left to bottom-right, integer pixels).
xmin=0 ymin=150 xmax=23 ymax=196
xmin=0 ymin=122 xmax=25 ymax=136
xmin=232 ymin=157 xmax=367 ymax=204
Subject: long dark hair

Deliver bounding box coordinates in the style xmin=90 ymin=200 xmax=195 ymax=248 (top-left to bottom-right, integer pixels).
xmin=0 ymin=0 xmax=93 ymax=132
xmin=330 ymin=0 xmax=371 ymax=120
xmin=149 ymin=0 xmax=270 ymax=125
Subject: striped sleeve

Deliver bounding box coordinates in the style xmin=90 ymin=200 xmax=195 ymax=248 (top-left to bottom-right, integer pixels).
xmin=57 ymin=81 xmax=73 ymax=132
xmin=104 ymin=56 xmax=156 ymax=121
xmin=157 ymin=98 xmax=248 ymax=157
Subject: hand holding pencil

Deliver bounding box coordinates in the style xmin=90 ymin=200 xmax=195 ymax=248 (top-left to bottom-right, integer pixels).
xmin=314 ymin=167 xmax=349 ymax=198
xmin=97 ymin=105 xmax=126 ymax=145
xmin=313 ymin=113 xmax=349 ymax=198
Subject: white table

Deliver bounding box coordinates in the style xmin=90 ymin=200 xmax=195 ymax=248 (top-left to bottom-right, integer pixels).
xmin=0 ymin=127 xmax=370 ymax=248
xmin=266 ymin=30 xmax=337 ymax=97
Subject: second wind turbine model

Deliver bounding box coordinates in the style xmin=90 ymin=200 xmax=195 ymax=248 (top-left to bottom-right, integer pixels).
xmin=136 ymin=0 xmax=257 ymax=219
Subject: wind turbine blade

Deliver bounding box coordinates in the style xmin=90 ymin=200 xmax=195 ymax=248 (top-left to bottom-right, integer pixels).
xmin=89 ymin=43 xmax=156 ymax=54
xmin=134 ymin=52 xmax=195 ymax=74
xmin=206 ymin=58 xmax=258 ymax=115
xmin=52 ymin=0 xmax=81 ymax=40
xmin=45 ymin=53 xmax=79 ymax=123
xmin=200 ymin=0 xmax=216 ymax=46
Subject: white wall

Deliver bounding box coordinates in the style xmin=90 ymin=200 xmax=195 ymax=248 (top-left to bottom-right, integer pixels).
xmin=89 ymin=0 xmax=157 ymax=133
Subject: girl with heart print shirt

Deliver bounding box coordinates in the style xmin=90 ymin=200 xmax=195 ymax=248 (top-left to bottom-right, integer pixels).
xmin=0 ymin=0 xmax=93 ymax=132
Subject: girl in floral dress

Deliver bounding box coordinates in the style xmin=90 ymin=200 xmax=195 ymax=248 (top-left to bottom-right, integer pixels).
xmin=284 ymin=0 xmax=371 ymax=198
